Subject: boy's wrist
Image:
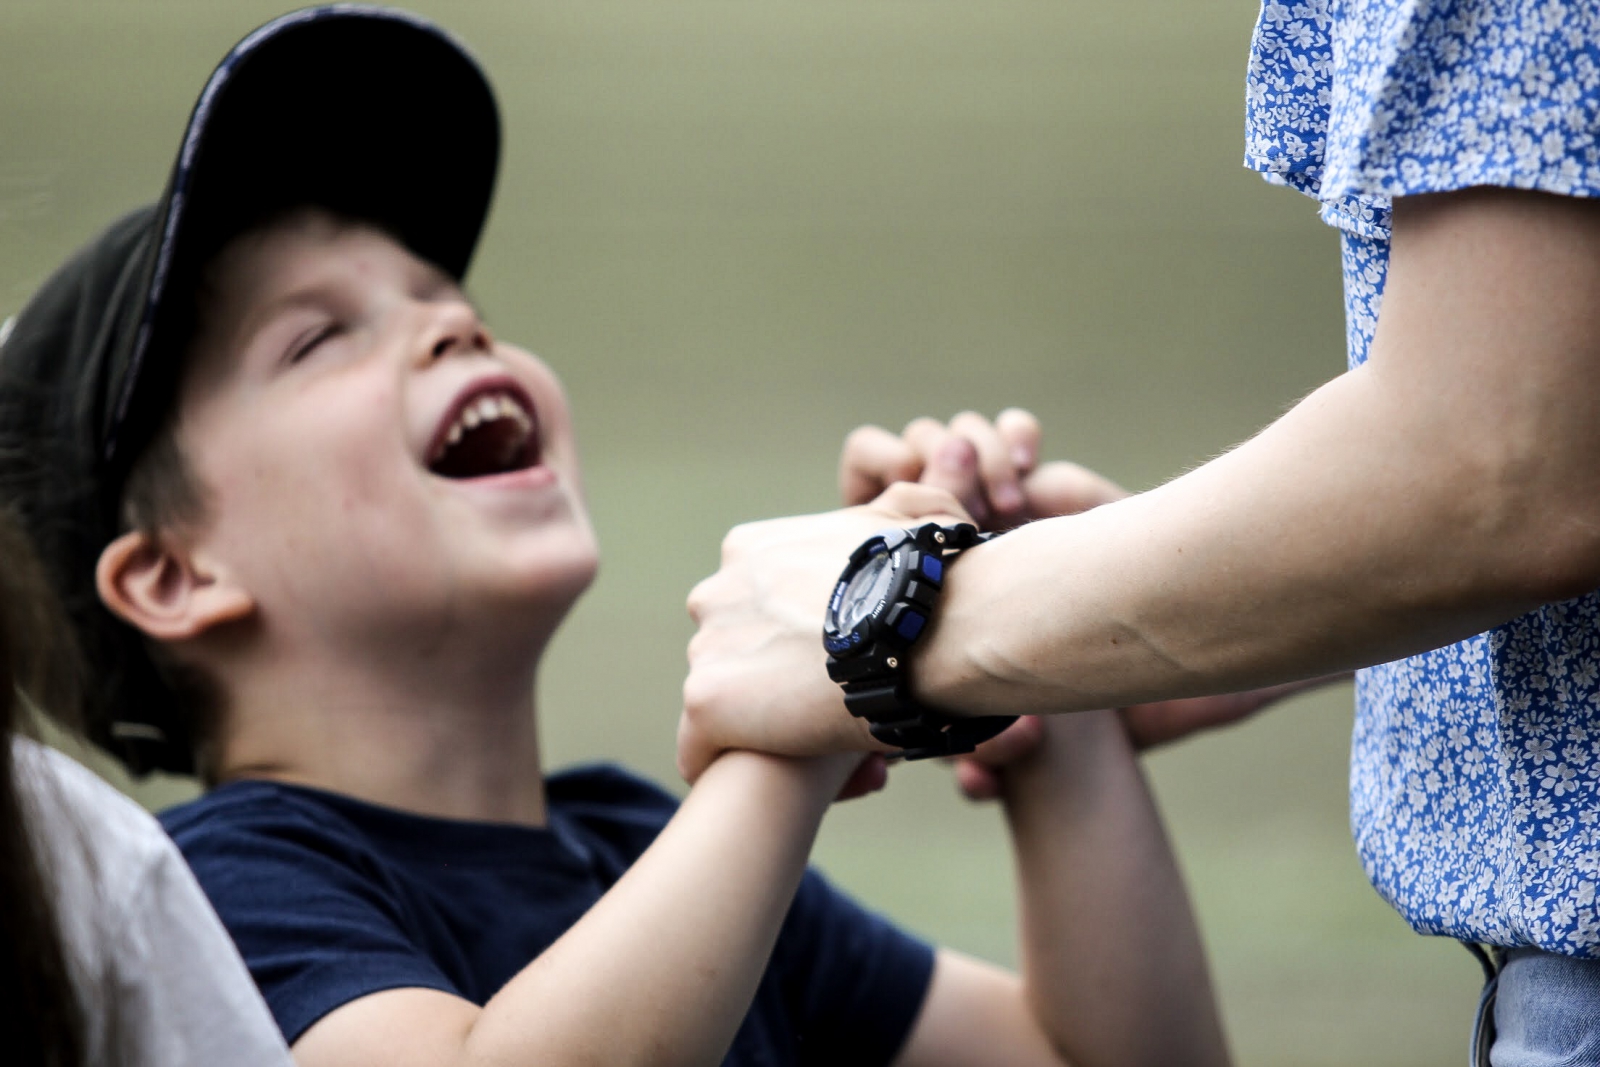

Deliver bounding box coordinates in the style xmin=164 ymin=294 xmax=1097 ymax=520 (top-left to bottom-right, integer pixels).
xmin=766 ymin=750 xmax=863 ymax=804
xmin=1015 ymin=710 xmax=1128 ymax=785
xmin=700 ymin=748 xmax=860 ymax=811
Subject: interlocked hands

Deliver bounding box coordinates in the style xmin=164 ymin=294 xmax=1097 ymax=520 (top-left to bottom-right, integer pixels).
xmin=680 ymin=409 xmax=1334 ymax=798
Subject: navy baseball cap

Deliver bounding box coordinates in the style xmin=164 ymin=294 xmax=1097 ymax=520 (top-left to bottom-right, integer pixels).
xmin=0 ymin=5 xmax=500 ymax=773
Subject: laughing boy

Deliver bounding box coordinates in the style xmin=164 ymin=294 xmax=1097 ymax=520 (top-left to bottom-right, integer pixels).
xmin=0 ymin=8 xmax=1228 ymax=1066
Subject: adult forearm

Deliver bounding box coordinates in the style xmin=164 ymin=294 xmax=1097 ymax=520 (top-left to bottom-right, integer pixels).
xmin=915 ymin=377 xmax=1503 ymax=711
xmin=1003 ymin=710 xmax=1227 ymax=1067
xmin=917 ymin=190 xmax=1600 ymax=717
xmin=464 ymin=751 xmax=847 ymax=1066
xmin=673 ymin=189 xmax=1600 ymax=778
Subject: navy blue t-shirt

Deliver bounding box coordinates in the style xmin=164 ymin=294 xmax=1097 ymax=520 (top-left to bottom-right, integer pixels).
xmin=160 ymin=764 xmax=934 ymax=1064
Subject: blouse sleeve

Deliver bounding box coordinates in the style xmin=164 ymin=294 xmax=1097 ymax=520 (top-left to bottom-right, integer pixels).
xmin=1248 ymin=0 xmax=1600 ymax=239
xmin=1326 ymin=0 xmax=1600 ymax=213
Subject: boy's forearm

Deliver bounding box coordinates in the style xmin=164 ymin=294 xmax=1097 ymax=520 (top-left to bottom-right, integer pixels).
xmin=1002 ymin=711 xmax=1228 ymax=1067
xmin=464 ymin=751 xmax=850 ymax=1067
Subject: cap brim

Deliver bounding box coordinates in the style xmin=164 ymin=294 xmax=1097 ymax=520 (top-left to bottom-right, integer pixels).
xmin=105 ymin=4 xmax=500 ymax=466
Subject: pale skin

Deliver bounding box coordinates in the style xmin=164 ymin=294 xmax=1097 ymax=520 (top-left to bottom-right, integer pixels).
xmin=678 ymin=186 xmax=1600 ymax=781
xmin=95 ymin=209 xmax=1229 ymax=1067
xmin=834 ymin=412 xmax=1340 ymax=798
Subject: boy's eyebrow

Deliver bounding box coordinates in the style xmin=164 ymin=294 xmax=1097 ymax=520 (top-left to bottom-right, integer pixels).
xmin=240 ymin=271 xmax=482 ymax=337
xmin=235 ymin=287 xmax=340 ymax=345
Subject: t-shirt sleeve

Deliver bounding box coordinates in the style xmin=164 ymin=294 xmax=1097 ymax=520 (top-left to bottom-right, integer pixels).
xmin=164 ymin=796 xmax=460 ymax=1045
xmin=771 ymin=867 xmax=936 ymax=1066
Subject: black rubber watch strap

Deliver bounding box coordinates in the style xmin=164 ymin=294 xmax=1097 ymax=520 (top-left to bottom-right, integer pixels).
xmin=868 ymin=716 xmax=1016 ymax=761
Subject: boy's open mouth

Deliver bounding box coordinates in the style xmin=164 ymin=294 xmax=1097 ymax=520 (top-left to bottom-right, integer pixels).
xmin=427 ymin=383 xmax=541 ymax=480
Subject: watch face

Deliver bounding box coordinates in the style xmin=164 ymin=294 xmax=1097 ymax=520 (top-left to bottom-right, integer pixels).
xmin=837 ymin=550 xmax=898 ymax=632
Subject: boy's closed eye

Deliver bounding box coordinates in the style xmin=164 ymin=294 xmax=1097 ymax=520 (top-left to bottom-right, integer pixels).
xmin=285 ymin=321 xmax=343 ymax=366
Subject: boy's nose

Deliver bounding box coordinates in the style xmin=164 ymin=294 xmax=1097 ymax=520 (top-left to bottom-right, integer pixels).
xmin=420 ymin=300 xmax=493 ymax=364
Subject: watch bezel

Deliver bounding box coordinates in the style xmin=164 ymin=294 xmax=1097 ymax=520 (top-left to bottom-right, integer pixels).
xmin=821 ymin=520 xmax=1015 ymax=760
xmin=822 ymin=527 xmax=942 ymax=659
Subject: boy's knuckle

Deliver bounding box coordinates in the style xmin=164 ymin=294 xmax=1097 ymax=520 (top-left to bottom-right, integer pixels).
xmin=686 ymin=579 xmax=711 ymax=621
xmin=681 ymin=670 xmax=718 ymax=720
xmin=721 ymin=523 xmax=754 ymax=561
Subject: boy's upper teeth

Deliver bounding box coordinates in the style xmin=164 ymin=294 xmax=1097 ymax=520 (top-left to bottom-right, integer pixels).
xmin=440 ymin=390 xmax=531 ymax=451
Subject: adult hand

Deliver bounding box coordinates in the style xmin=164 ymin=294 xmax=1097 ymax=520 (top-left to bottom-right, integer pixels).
xmin=839 ymin=408 xmax=1125 ymax=531
xmin=950 ymin=677 xmax=1351 ymax=800
xmin=1114 ymin=675 xmax=1350 ymax=751
xmin=679 ymin=482 xmax=973 ymax=784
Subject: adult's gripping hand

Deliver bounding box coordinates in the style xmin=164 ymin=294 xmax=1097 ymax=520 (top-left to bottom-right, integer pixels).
xmin=678 ymin=483 xmax=973 ymax=785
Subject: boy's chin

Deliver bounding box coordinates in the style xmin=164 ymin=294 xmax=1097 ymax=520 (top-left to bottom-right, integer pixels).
xmin=497 ymin=546 xmax=600 ymax=615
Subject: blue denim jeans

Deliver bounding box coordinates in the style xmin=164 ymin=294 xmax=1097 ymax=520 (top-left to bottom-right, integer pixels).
xmin=1471 ymin=946 xmax=1600 ymax=1066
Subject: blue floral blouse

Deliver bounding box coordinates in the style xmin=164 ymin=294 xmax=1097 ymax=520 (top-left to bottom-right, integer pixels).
xmin=1244 ymin=0 xmax=1600 ymax=954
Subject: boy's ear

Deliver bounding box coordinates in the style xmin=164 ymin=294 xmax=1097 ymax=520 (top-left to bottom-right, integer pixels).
xmin=96 ymin=529 xmax=255 ymax=642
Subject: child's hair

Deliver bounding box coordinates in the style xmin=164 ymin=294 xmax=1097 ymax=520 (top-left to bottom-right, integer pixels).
xmin=0 ymin=257 xmax=214 ymax=777
xmin=116 ymin=384 xmax=224 ymax=778
xmin=0 ymin=510 xmax=88 ymax=1067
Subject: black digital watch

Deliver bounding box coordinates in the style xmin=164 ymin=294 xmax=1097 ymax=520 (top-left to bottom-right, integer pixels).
xmin=823 ymin=521 xmax=1016 ymax=760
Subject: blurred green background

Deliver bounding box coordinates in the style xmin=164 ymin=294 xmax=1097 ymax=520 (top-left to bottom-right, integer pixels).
xmin=2 ymin=1 xmax=1482 ymax=1063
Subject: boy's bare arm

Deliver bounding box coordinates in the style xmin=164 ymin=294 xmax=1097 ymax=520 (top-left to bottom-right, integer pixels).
xmin=887 ymin=711 xmax=1228 ymax=1067
xmin=291 ymin=750 xmax=854 ymax=1067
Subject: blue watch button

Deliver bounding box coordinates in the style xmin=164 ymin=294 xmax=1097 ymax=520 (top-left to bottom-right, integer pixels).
xmin=921 ymin=556 xmax=944 ymax=582
xmin=896 ymin=611 xmax=927 ymax=642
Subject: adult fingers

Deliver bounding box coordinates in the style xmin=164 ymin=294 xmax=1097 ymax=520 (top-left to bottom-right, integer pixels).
xmin=1119 ymin=673 xmax=1351 ymax=751
xmin=954 ymin=758 xmax=1003 ymax=801
xmin=839 ymin=425 xmax=922 ymax=505
xmin=948 ymin=410 xmax=1025 ymax=521
xmin=995 ymin=408 xmax=1042 ymax=473
xmin=965 ymin=715 xmax=1047 ymax=767
xmin=836 ymin=754 xmax=891 ymax=800
xmin=902 ymin=418 xmax=990 ymax=525
xmin=872 ymin=482 xmax=975 ymax=528
xmin=949 ymin=716 xmax=1045 ymax=801
xmin=1020 ymin=461 xmax=1129 ymax=520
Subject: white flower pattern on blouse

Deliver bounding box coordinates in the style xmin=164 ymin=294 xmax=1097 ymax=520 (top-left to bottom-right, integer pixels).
xmin=1244 ymin=0 xmax=1600 ymax=954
